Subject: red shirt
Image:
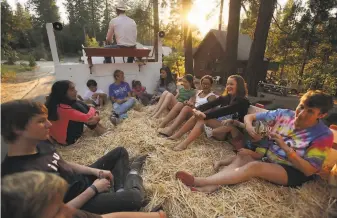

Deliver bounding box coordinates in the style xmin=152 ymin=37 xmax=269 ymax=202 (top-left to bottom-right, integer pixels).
xmin=49 ymin=104 xmax=96 ymax=145
xmin=132 ymin=86 xmax=146 ymax=97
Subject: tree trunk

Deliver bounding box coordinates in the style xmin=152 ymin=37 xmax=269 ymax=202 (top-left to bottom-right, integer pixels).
xmin=221 ymin=0 xmax=241 ymax=83
xmin=280 ymin=48 xmax=288 ymax=79
xmin=298 ymin=15 xmax=318 ymax=86
xmin=298 ymin=34 xmax=313 ymax=86
xmin=245 ymin=0 xmax=276 ymax=96
xmin=183 ymin=0 xmax=193 ymax=75
xmin=153 ymin=0 xmax=159 ymax=62
xmin=219 ymin=0 xmax=224 ymax=30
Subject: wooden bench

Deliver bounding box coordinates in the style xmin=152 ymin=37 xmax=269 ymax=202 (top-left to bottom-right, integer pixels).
xmin=83 ymin=47 xmax=151 ymax=73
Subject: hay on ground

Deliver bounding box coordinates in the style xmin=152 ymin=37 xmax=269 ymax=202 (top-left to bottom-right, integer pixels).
xmin=57 ymin=104 xmax=333 ymax=218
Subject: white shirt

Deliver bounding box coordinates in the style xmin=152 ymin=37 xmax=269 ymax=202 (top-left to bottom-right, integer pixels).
xmin=107 ymin=14 xmax=137 ymax=46
xmin=83 ymin=89 xmax=105 ymax=105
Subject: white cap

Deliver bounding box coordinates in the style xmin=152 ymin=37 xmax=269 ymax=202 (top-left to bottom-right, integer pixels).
xmin=116 ymin=1 xmax=128 ymax=11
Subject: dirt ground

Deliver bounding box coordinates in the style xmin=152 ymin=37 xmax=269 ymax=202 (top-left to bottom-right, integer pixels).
xmin=1 ymin=71 xmax=54 ymax=103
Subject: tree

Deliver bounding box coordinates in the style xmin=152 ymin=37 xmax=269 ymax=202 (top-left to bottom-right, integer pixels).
xmin=219 ymin=0 xmax=224 ymax=30
xmin=296 ymin=0 xmax=337 ymax=85
xmin=12 ymin=3 xmax=33 ymax=49
xmin=1 ymin=1 xmax=14 ymax=51
xmin=245 ymin=0 xmax=277 ymax=96
xmin=27 ymin=0 xmax=60 ymax=51
xmin=221 ymin=0 xmax=241 ymax=83
xmin=154 ymin=0 xmax=159 ymax=61
xmin=101 ymin=0 xmax=115 ymax=41
xmin=240 ymin=0 xmax=259 ymax=38
xmin=183 ymin=0 xmax=193 ymax=74
xmin=87 ymin=0 xmax=103 ymax=38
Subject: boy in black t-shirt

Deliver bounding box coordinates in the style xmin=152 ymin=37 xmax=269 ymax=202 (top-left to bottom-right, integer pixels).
xmin=1 ymin=100 xmax=148 ymax=214
xmin=2 ymin=171 xmax=166 ymax=218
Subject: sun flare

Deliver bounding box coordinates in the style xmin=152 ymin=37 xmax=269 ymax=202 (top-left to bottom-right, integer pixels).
xmin=186 ymin=0 xmax=229 ymax=36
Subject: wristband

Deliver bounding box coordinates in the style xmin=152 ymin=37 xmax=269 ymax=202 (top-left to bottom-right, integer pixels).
xmin=287 ymin=150 xmax=297 ymax=159
xmin=90 ymin=184 xmax=99 ymax=195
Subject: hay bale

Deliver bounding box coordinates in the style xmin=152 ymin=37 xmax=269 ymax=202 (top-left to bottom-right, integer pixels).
xmin=57 ymin=105 xmax=332 ymax=218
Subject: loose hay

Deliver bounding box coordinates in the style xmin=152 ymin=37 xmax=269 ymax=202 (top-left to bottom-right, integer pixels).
xmin=57 ymin=104 xmax=333 ymax=218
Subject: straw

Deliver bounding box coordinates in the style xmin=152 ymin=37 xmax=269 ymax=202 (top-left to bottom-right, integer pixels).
xmin=57 ymin=104 xmax=333 ymax=218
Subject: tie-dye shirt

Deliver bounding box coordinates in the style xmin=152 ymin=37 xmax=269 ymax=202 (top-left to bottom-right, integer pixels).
xmin=255 ymin=109 xmax=333 ymax=170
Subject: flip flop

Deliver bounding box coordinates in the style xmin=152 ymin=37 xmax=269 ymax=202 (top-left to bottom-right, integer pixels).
xmin=175 ymin=171 xmax=195 ymax=186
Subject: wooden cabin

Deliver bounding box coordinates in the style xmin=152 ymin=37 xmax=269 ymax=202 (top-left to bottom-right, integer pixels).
xmin=193 ymin=29 xmax=268 ymax=81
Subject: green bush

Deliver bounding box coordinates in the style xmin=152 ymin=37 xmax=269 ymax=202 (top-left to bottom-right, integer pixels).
xmin=28 ymin=55 xmax=36 ymax=67
xmin=5 ymin=50 xmax=19 ymax=65
xmin=85 ymin=35 xmax=99 ymax=47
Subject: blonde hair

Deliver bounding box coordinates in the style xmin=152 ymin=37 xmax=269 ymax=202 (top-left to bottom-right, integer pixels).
xmin=2 ymin=171 xmax=68 ymax=218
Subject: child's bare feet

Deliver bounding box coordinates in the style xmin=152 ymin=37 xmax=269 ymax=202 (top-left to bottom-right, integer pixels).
xmin=158 ymin=127 xmax=173 ymax=137
xmin=173 ymin=143 xmax=188 ymax=151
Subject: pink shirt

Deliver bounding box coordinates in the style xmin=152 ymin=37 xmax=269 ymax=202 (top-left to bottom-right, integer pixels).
xmin=49 ymin=104 xmax=96 ymax=145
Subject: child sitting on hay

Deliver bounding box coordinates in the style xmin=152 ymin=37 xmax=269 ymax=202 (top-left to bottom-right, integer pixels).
xmin=176 ymin=90 xmax=334 ymax=192
xmin=132 ymin=80 xmax=153 ymax=106
xmin=79 ymin=79 xmax=107 ymax=109
xmin=150 ymin=74 xmax=196 ymax=118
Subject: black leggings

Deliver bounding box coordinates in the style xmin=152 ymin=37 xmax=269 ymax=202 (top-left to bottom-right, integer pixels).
xmin=81 ymin=147 xmax=145 ymax=214
xmin=66 ymin=101 xmax=97 ymax=145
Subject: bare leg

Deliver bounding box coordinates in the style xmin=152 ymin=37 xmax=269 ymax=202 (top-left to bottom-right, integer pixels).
xmin=159 ymin=106 xmax=193 ymax=137
xmin=194 ymin=159 xmax=288 ymax=192
xmin=150 ymin=91 xmax=168 ymax=115
xmin=169 ymin=115 xmax=198 ymax=140
xmin=173 ymin=119 xmax=206 ymax=151
xmin=94 ymin=123 xmax=107 ymax=135
xmin=158 ymin=102 xmax=184 ymax=128
xmin=212 ymin=126 xmax=232 ymax=140
xmin=153 ymin=94 xmax=177 ymax=118
xmin=98 ymin=97 xmax=104 ymax=109
xmin=213 ymin=156 xmax=236 ymax=171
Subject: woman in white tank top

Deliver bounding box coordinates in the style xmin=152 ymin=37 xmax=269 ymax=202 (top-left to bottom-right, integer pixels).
xmin=158 ymin=75 xmax=217 ymax=137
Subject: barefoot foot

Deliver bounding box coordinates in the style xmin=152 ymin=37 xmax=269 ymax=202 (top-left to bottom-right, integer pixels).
xmin=173 ymin=144 xmax=188 ymax=151
xmin=175 ymin=171 xmax=195 ymax=186
xmin=158 ymin=127 xmax=173 ymax=137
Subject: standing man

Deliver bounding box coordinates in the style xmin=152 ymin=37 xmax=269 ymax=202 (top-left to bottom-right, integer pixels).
xmin=105 ymin=2 xmax=137 ymax=63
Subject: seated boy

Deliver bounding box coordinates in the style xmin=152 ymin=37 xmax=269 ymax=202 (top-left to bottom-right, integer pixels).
xmin=80 ymin=79 xmax=107 ymax=109
xmin=176 ymin=90 xmax=334 ymax=192
xmin=1 ymin=100 xmax=148 ymax=214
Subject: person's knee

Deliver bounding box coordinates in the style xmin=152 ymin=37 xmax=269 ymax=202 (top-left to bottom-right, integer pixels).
xmin=115 ymin=146 xmax=128 ymax=157
xmin=123 ymin=190 xmax=144 ymax=210
xmin=243 ymin=161 xmax=263 ymax=175
xmin=182 ymin=105 xmax=191 ymax=112
xmin=129 ymin=97 xmax=136 ymax=104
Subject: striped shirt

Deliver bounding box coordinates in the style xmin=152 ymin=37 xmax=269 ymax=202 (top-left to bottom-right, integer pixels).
xmin=255 ymin=109 xmax=333 ymax=170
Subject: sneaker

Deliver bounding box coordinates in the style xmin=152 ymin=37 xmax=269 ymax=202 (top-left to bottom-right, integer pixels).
xmin=110 ymin=115 xmax=121 ymax=126
xmin=130 ymin=154 xmax=149 ymax=173
xmin=204 ymin=124 xmax=213 ymax=138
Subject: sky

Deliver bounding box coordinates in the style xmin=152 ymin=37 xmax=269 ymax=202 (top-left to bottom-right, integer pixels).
xmin=8 ymin=0 xmax=289 ymax=36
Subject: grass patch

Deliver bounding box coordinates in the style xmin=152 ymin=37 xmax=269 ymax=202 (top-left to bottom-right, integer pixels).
xmin=1 ymin=64 xmax=34 ymax=81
